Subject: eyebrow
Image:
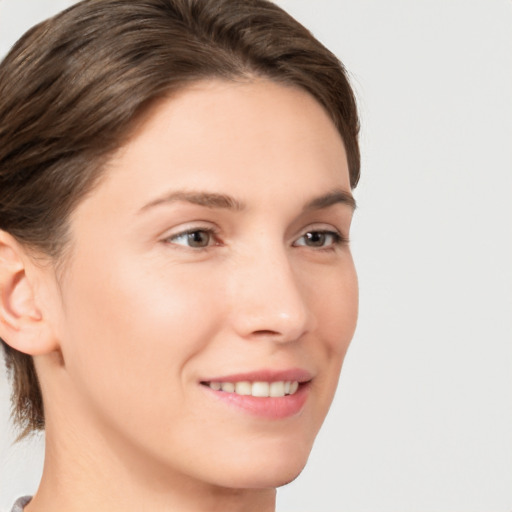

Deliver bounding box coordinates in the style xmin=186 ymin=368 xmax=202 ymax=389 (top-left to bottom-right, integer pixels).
xmin=138 ymin=188 xmax=356 ymax=214
xmin=139 ymin=190 xmax=245 ymax=213
xmin=303 ymin=189 xmax=357 ymax=212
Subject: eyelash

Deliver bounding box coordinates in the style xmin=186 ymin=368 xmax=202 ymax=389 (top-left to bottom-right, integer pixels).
xmin=293 ymin=230 xmax=347 ymax=250
xmin=164 ymin=227 xmax=347 ymax=251
xmin=165 ymin=227 xmax=221 ymax=249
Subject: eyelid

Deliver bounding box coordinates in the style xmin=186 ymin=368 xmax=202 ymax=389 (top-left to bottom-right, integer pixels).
xmin=162 ymin=223 xmax=221 ymax=248
xmin=292 ymin=225 xmax=349 ymax=249
xmin=160 ymin=222 xmax=349 ymax=250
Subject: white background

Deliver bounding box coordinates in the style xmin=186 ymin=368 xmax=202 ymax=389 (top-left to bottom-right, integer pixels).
xmin=0 ymin=1 xmax=511 ymax=511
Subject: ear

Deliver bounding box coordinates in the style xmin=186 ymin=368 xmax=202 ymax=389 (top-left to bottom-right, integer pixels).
xmin=0 ymin=230 xmax=59 ymax=355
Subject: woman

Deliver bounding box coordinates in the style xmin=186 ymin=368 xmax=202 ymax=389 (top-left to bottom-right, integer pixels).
xmin=0 ymin=0 xmax=360 ymax=510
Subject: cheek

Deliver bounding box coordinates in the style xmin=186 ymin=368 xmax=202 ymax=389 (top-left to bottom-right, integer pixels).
xmin=302 ymin=256 xmax=358 ymax=422
xmin=58 ymin=253 xmax=224 ymax=423
xmin=310 ymin=256 xmax=358 ymax=355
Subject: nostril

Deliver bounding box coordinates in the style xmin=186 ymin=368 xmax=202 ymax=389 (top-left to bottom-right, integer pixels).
xmin=252 ymin=329 xmax=280 ymax=337
xmin=228 ymin=265 xmax=312 ymax=341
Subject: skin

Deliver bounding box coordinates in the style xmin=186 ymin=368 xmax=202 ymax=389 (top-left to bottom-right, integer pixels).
xmin=0 ymin=80 xmax=358 ymax=512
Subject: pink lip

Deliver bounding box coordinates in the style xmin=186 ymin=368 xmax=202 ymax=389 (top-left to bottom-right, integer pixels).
xmin=200 ymin=368 xmax=313 ymax=420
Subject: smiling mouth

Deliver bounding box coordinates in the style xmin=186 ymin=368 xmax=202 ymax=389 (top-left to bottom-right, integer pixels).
xmin=202 ymin=380 xmax=300 ymax=398
xmin=200 ymin=371 xmax=311 ymax=418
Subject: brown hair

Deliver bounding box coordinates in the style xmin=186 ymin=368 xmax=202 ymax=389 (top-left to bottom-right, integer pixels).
xmin=0 ymin=0 xmax=360 ymax=439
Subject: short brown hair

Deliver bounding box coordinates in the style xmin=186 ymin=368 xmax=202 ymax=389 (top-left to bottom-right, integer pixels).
xmin=0 ymin=0 xmax=360 ymax=439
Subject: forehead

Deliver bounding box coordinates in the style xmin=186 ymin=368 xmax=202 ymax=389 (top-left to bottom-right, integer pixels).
xmin=76 ymin=79 xmax=350 ymax=218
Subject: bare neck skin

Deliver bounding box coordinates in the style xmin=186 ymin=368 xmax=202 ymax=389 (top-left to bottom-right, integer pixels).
xmin=27 ymin=402 xmax=276 ymax=512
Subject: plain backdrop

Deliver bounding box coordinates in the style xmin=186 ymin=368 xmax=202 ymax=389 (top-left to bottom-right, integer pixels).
xmin=0 ymin=1 xmax=511 ymax=511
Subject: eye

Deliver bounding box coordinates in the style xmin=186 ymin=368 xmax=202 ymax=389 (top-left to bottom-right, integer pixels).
xmin=293 ymin=230 xmax=343 ymax=249
xmin=166 ymin=228 xmax=217 ymax=248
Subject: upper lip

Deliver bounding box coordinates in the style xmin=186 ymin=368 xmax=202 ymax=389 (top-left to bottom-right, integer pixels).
xmin=201 ymin=368 xmax=313 ymax=384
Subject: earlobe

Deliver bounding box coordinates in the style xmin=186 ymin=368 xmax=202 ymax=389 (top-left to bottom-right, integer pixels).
xmin=0 ymin=230 xmax=58 ymax=355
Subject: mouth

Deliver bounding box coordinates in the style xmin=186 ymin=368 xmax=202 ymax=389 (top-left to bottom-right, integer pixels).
xmin=202 ymin=380 xmax=300 ymax=397
xmin=200 ymin=369 xmax=312 ymax=419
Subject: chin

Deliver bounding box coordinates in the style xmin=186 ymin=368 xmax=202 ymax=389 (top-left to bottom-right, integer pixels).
xmin=261 ymin=460 xmax=308 ymax=488
xmin=220 ymin=464 xmax=308 ymax=490
xmin=208 ymin=444 xmax=312 ymax=490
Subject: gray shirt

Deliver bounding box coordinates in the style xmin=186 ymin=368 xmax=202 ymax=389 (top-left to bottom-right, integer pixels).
xmin=10 ymin=496 xmax=32 ymax=512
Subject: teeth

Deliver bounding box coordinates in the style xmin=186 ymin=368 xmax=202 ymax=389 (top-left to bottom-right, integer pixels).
xmin=270 ymin=381 xmax=285 ymax=397
xmin=207 ymin=380 xmax=300 ymax=397
xmin=235 ymin=381 xmax=251 ymax=395
xmin=220 ymin=382 xmax=235 ymax=393
xmin=252 ymin=381 xmax=270 ymax=397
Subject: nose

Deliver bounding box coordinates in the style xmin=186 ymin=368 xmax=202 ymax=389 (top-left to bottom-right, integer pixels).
xmin=227 ymin=244 xmax=313 ymax=343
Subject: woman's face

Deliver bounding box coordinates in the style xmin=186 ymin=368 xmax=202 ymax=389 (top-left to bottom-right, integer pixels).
xmin=45 ymin=80 xmax=358 ymax=489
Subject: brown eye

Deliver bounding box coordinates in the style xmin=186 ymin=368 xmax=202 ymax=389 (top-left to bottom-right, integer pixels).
xmin=168 ymin=229 xmax=215 ymax=248
xmin=294 ymin=230 xmax=342 ymax=248
xmin=304 ymin=232 xmax=327 ymax=247
xmin=187 ymin=231 xmax=211 ymax=247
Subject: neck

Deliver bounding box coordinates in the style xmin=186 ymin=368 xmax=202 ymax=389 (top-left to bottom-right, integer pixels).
xmin=26 ymin=421 xmax=276 ymax=512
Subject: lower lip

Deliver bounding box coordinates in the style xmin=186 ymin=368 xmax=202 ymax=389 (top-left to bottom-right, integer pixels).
xmin=201 ymin=382 xmax=310 ymax=419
